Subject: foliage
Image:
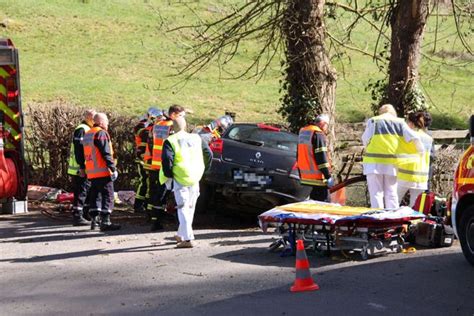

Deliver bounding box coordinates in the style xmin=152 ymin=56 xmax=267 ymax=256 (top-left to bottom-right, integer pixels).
xmin=25 ymin=102 xmax=138 ymax=191
xmin=430 ymin=146 xmax=463 ymax=197
xmin=0 ymin=0 xmax=471 ymax=127
xmin=279 ymin=91 xmax=321 ymax=133
xmin=366 ymin=79 xmax=428 ymax=115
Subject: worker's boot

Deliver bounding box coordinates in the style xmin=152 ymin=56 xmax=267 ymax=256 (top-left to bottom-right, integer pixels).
xmin=150 ymin=208 xmax=164 ymax=232
xmin=83 ymin=204 xmax=91 ymax=221
xmin=89 ymin=210 xmax=100 ymax=231
xmin=100 ymin=213 xmax=121 ymax=232
xmin=133 ymin=198 xmax=146 ymax=214
xmin=72 ymin=209 xmax=90 ymax=226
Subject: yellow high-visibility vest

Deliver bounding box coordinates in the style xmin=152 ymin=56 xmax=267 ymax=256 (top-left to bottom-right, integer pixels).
xmin=67 ymin=123 xmax=90 ymax=176
xmin=397 ymin=130 xmax=433 ymax=184
xmin=363 ymin=113 xmax=419 ymax=167
xmin=159 ymin=131 xmax=205 ymax=186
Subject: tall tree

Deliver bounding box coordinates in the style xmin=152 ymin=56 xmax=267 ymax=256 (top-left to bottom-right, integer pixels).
xmin=173 ymin=0 xmax=337 ymax=152
xmin=279 ymin=0 xmax=337 ymax=147
xmin=386 ymin=0 xmax=430 ymax=116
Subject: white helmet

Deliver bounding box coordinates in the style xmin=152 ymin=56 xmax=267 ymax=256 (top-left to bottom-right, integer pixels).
xmin=210 ymin=115 xmax=233 ymax=131
xmin=147 ymin=107 xmax=163 ymax=122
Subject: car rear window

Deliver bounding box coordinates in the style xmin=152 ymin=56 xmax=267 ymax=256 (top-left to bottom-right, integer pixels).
xmin=226 ymin=125 xmax=297 ymax=153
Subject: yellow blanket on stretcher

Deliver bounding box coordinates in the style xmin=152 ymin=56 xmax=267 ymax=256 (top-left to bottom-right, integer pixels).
xmin=278 ymin=202 xmax=382 ymax=216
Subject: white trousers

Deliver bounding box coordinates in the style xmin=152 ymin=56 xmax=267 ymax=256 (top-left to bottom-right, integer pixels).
xmin=366 ymin=174 xmax=399 ymax=209
xmin=174 ymin=183 xmax=200 ymax=241
xmin=397 ymin=186 xmax=424 ymax=208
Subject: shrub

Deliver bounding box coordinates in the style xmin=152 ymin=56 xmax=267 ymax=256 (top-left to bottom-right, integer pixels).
xmin=25 ymin=101 xmax=137 ymax=191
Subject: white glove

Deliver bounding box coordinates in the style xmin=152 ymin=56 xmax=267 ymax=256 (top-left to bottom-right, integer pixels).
xmin=326 ymin=177 xmax=335 ymax=188
xmin=111 ymin=170 xmax=118 ymax=181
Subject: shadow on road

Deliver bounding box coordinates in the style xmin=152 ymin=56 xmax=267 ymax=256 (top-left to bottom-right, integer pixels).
xmin=191 ymin=252 xmax=474 ymax=315
xmin=0 ymin=243 xmax=176 ymax=263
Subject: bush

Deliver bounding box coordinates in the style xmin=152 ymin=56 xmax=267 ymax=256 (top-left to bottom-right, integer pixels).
xmin=25 ymin=101 xmax=137 ymax=191
xmin=430 ymin=146 xmax=463 ymax=197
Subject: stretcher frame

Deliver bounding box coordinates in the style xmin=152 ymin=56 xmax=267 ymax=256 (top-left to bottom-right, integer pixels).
xmin=264 ymin=218 xmax=408 ymax=260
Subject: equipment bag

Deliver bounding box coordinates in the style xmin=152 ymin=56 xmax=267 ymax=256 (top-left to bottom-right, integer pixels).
xmin=413 ymin=217 xmax=454 ymax=248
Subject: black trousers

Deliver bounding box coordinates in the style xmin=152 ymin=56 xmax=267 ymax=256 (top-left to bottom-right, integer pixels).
xmin=89 ymin=177 xmax=114 ymax=214
xmin=134 ymin=162 xmax=148 ymax=209
xmin=310 ymin=186 xmax=330 ymax=202
xmin=71 ymin=175 xmax=90 ymax=214
xmin=147 ymin=170 xmax=168 ymax=211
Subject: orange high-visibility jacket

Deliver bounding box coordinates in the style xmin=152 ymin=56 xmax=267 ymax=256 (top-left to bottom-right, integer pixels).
xmin=142 ymin=125 xmax=154 ymax=170
xmin=83 ymin=126 xmax=114 ymax=179
xmin=151 ymin=120 xmax=173 ymax=170
xmin=297 ymin=125 xmax=330 ymax=186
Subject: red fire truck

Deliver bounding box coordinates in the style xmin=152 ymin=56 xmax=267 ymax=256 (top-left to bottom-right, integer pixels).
xmin=0 ymin=38 xmax=27 ymax=212
xmin=451 ymin=115 xmax=474 ymax=265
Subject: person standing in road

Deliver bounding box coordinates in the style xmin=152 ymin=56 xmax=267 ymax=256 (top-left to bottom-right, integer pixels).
xmin=159 ymin=116 xmax=212 ymax=248
xmin=397 ymin=111 xmax=434 ymax=207
xmin=68 ymin=109 xmax=96 ymax=226
xmin=145 ymin=104 xmax=186 ymax=231
xmin=362 ymin=104 xmax=425 ymax=209
xmin=132 ymin=111 xmax=150 ymax=214
xmin=297 ymin=114 xmax=335 ymax=202
xmin=83 ymin=113 xmax=121 ymax=231
xmin=147 ymin=109 xmax=173 ymax=231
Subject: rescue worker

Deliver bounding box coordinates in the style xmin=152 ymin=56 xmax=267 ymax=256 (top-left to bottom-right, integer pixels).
xmin=132 ymin=109 xmax=155 ymax=213
xmin=144 ymin=104 xmax=186 ymax=231
xmin=83 ymin=112 xmax=121 ymax=231
xmin=159 ymin=116 xmax=212 ymax=248
xmin=397 ymin=111 xmax=434 ymax=207
xmin=297 ymin=114 xmax=334 ymax=202
xmin=194 ymin=115 xmax=234 ymax=143
xmin=68 ymin=109 xmax=96 ymax=226
xmin=165 ymin=104 xmax=186 ymax=121
xmin=362 ymin=104 xmax=425 ymax=209
xmin=146 ymin=108 xmax=171 ymax=231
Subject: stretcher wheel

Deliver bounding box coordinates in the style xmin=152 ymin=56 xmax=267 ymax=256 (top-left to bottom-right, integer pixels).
xmin=268 ymin=240 xmax=283 ymax=252
xmin=395 ymin=244 xmax=404 ymax=253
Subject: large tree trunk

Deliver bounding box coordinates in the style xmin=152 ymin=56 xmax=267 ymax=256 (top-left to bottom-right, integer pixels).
xmin=281 ymin=0 xmax=337 ymax=152
xmin=387 ymin=0 xmax=430 ymax=116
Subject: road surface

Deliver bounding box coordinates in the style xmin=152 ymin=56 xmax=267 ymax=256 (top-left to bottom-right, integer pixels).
xmin=0 ymin=209 xmax=473 ymax=315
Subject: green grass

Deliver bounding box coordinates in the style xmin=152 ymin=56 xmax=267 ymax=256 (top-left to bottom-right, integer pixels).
xmin=1 ymin=0 xmax=472 ymax=128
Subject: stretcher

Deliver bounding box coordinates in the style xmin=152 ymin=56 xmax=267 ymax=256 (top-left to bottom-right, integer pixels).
xmin=258 ymin=200 xmax=425 ymax=260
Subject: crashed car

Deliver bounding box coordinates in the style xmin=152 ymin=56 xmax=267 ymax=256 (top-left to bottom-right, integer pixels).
xmin=197 ymin=123 xmax=311 ymax=213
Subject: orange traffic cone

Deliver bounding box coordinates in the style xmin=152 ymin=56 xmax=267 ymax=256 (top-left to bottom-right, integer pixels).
xmin=290 ymin=239 xmax=320 ymax=292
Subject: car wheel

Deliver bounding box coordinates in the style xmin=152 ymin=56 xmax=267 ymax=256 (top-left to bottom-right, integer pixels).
xmin=459 ymin=206 xmax=474 ymax=266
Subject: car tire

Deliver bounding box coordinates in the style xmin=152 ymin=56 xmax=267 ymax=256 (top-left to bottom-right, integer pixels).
xmin=458 ymin=206 xmax=474 ymax=266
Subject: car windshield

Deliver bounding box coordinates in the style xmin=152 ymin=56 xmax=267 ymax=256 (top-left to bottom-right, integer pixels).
xmin=226 ymin=125 xmax=297 ymax=153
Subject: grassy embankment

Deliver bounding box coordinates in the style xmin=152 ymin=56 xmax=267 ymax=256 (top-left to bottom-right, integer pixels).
xmin=1 ymin=0 xmax=472 ymax=128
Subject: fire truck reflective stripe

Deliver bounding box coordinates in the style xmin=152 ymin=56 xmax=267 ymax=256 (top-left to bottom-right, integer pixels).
xmin=0 ymin=65 xmax=16 ymax=76
xmin=457 ymin=178 xmax=474 ymax=184
xmin=0 ymin=99 xmax=19 ymax=121
xmin=0 ymin=67 xmax=9 ymax=78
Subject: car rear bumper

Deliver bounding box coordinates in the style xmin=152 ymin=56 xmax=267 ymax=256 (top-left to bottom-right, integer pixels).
xmin=203 ymin=158 xmax=311 ymax=201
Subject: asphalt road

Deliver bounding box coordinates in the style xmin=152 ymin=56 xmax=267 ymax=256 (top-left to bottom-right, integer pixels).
xmin=0 ymin=210 xmax=473 ymax=316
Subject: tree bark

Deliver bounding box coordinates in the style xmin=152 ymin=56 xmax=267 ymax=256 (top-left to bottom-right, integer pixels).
xmin=387 ymin=0 xmax=430 ymax=116
xmin=282 ymin=0 xmax=337 ymax=152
